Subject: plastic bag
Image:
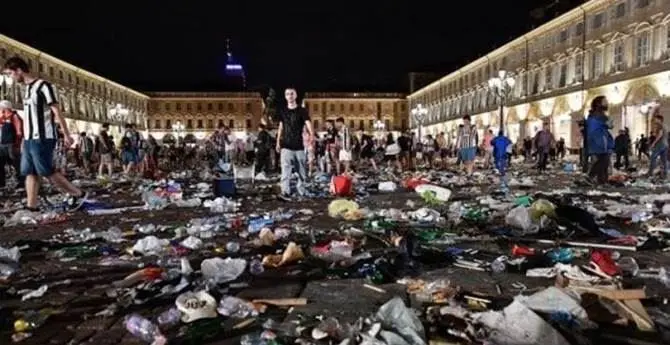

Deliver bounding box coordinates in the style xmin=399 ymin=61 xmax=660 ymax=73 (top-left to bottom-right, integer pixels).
xmin=529 ymin=199 xmax=556 ymax=221
xmin=505 ymin=206 xmax=539 ymax=235
xmin=200 ymin=257 xmax=246 ymax=284
xmin=376 ymin=297 xmax=426 ymax=345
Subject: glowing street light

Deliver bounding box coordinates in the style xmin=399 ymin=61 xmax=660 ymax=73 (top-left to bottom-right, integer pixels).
xmin=488 ymin=70 xmax=515 ymax=135
xmin=411 ymin=103 xmax=428 ymax=140
xmin=172 ymin=120 xmax=185 ymax=139
xmin=373 ymin=119 xmax=385 ymax=139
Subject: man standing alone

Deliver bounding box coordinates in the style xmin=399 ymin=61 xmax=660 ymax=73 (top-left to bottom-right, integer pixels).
xmin=2 ymin=56 xmax=88 ymax=211
xmin=276 ymin=87 xmax=314 ymax=200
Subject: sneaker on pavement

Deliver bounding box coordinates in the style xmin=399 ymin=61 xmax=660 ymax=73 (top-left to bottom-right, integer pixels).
xmin=66 ymin=191 xmax=89 ymax=212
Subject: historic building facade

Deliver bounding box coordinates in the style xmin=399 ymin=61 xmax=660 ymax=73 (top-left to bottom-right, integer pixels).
xmin=408 ymin=0 xmax=670 ymax=149
xmin=146 ymin=92 xmax=264 ymax=141
xmin=0 ymin=34 xmax=149 ymax=139
xmin=303 ymin=92 xmax=408 ymax=134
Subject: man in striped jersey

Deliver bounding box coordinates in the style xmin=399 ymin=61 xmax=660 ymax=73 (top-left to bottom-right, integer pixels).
xmin=335 ymin=117 xmax=352 ymax=174
xmin=3 ymin=56 xmax=88 ymax=212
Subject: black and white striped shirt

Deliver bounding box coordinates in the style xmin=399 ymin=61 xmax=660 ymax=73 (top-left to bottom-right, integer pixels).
xmin=457 ymin=125 xmax=478 ymax=149
xmin=340 ymin=126 xmax=351 ymax=151
xmin=22 ymin=79 xmax=59 ymax=141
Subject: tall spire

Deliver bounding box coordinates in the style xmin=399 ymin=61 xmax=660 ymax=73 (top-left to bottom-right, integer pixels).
xmin=223 ymin=38 xmax=246 ymax=89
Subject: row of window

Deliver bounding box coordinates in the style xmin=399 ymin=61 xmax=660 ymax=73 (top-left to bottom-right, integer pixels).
xmin=0 ymin=47 xmax=145 ymax=109
xmin=304 ymin=101 xmax=406 ymax=113
xmin=311 ymin=119 xmax=394 ymax=132
xmin=418 ymin=0 xmax=662 ymax=97
xmin=415 ymin=26 xmax=669 ymax=126
xmin=153 ymin=118 xmax=254 ymax=130
xmin=152 ymin=118 xmax=406 ymax=132
xmin=152 ymin=101 xmax=255 ymax=113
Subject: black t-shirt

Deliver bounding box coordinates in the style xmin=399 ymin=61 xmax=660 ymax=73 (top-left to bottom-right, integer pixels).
xmin=279 ymin=106 xmax=310 ymax=150
xmin=361 ymin=134 xmax=374 ymax=152
xmin=325 ymin=128 xmax=337 ymax=144
xmin=398 ymin=136 xmax=410 ymax=152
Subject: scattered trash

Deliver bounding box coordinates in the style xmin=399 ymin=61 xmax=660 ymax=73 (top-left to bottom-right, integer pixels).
xmin=1 ymin=157 xmax=669 ymax=345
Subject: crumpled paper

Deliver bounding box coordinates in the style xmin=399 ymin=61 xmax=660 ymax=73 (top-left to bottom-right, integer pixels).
xmin=262 ymin=242 xmax=305 ymax=267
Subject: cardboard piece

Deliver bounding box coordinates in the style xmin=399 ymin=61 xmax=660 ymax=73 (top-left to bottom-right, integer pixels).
xmin=572 ymin=287 xmax=646 ymax=300
xmin=251 ymin=298 xmax=307 ymax=306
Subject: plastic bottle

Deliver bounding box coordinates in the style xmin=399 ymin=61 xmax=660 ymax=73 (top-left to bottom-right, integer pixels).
xmin=241 ymin=331 xmax=279 ymax=345
xmin=240 ymin=334 xmax=270 ymax=345
xmin=124 ymin=314 xmax=164 ymax=343
xmin=14 ymin=310 xmax=49 ymax=332
xmin=248 ymin=217 xmax=273 ymax=233
xmin=157 ymin=308 xmax=181 ymax=327
xmin=249 ymin=259 xmax=264 ymax=275
xmin=217 ymin=296 xmax=258 ymax=318
xmin=262 ymin=319 xmax=300 ymax=337
xmin=490 ymin=256 xmax=508 ymax=274
xmin=546 ymin=248 xmax=574 ymax=264
xmin=226 ymin=241 xmax=240 ymax=253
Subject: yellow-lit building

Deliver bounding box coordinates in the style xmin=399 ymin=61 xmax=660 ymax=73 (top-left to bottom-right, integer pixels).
xmin=0 ymin=34 xmax=149 ymax=139
xmin=409 ymin=0 xmax=670 ymax=149
xmin=146 ymin=92 xmax=264 ymax=141
xmin=303 ymin=92 xmax=408 ymax=133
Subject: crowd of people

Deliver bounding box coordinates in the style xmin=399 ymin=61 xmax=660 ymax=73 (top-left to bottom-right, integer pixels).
xmin=0 ymin=55 xmax=668 ymax=210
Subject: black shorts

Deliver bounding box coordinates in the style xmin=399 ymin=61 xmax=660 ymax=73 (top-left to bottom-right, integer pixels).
xmin=440 ymin=149 xmax=448 ymax=158
xmin=361 ymin=150 xmax=374 ymax=159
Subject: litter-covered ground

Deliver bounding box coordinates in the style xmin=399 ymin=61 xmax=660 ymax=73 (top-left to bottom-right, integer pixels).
xmin=1 ymin=158 xmax=670 ymax=345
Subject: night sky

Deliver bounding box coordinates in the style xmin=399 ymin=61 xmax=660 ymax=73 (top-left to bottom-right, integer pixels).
xmin=0 ymin=0 xmax=579 ymax=93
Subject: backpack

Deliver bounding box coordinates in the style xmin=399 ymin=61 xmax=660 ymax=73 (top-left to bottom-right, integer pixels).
xmin=96 ymin=135 xmax=110 ymax=154
xmin=83 ymin=137 xmax=94 ymax=154
xmin=121 ymin=136 xmax=132 ymax=150
xmin=0 ymin=120 xmax=17 ymax=145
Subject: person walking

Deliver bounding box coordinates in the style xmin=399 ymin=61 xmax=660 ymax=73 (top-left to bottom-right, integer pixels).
xmin=585 ymin=95 xmax=614 ymax=185
xmin=2 ymin=56 xmax=88 ymax=211
xmin=455 ymin=115 xmax=478 ymax=175
xmin=533 ymin=121 xmax=555 ymax=173
xmin=254 ymin=124 xmax=272 ymax=174
xmin=613 ymin=129 xmax=630 ymax=170
xmin=95 ymin=123 xmax=115 ymax=177
xmin=0 ymin=100 xmax=23 ymax=190
xmin=646 ymin=109 xmax=667 ymax=179
xmin=275 ymin=87 xmax=314 ymax=201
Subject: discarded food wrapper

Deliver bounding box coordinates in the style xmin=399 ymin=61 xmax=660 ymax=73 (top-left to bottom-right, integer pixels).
xmin=262 ymin=242 xmax=305 ymax=267
xmin=415 ymin=184 xmax=451 ymax=203
xmin=259 ymin=227 xmax=275 ymax=246
xmin=328 ymin=199 xmax=360 ymax=218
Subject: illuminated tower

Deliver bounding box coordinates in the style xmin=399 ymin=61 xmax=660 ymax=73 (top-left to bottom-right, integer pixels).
xmin=224 ymin=39 xmax=246 ymax=89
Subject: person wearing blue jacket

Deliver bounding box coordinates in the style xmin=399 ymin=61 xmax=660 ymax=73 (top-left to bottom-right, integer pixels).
xmin=492 ymin=131 xmax=512 ymax=191
xmin=585 ymin=95 xmax=614 ymax=185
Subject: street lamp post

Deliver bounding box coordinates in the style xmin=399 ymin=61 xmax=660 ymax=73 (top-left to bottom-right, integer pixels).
xmin=0 ymin=75 xmax=14 ymax=100
xmin=373 ymin=119 xmax=385 ymax=140
xmin=411 ymin=104 xmax=428 ymax=142
xmin=488 ymin=70 xmax=515 ymax=135
xmin=172 ymin=120 xmax=185 ymax=140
